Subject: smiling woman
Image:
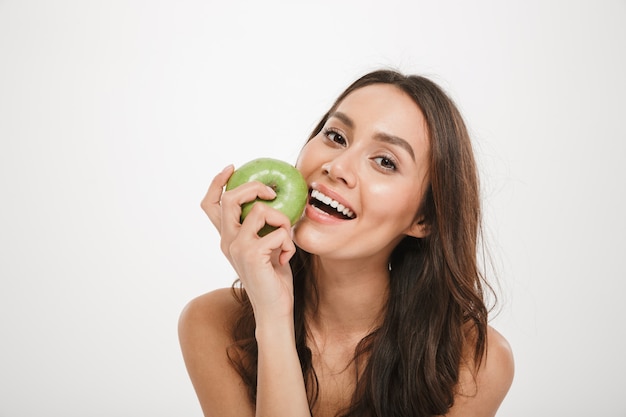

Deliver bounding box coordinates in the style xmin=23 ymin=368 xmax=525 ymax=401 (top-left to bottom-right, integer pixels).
xmin=179 ymin=69 xmax=514 ymax=417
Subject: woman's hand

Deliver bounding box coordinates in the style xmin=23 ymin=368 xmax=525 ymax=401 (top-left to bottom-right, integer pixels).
xmin=197 ymin=165 xmax=311 ymax=417
xmin=200 ymin=165 xmax=298 ymax=322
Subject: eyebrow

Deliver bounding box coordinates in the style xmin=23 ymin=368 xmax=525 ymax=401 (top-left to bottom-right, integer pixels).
xmin=329 ymin=111 xmax=416 ymax=161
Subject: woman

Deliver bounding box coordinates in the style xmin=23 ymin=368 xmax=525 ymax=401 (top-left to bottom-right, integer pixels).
xmin=179 ymin=70 xmax=514 ymax=417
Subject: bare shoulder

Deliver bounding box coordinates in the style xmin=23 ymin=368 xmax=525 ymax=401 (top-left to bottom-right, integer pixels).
xmin=445 ymin=325 xmax=515 ymax=417
xmin=178 ymin=287 xmax=254 ymax=417
xmin=179 ymin=288 xmax=241 ymax=352
xmin=179 ymin=287 xmax=241 ymax=331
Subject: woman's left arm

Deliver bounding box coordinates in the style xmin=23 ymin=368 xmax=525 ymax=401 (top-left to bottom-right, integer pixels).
xmin=445 ymin=326 xmax=515 ymax=417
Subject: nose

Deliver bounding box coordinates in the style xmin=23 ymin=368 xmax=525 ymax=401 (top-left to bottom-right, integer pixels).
xmin=321 ymin=154 xmax=357 ymax=188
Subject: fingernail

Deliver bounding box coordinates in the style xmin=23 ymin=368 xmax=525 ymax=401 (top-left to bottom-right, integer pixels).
xmin=266 ymin=186 xmax=277 ymax=197
xmin=222 ymin=164 xmax=234 ymax=173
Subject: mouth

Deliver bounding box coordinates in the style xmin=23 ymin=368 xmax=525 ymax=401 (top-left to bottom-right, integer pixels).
xmin=309 ymin=188 xmax=356 ymax=220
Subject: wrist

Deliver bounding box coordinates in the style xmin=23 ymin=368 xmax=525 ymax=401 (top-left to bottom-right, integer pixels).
xmin=254 ymin=314 xmax=296 ymax=345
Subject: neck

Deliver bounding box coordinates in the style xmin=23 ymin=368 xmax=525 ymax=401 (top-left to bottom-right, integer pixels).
xmin=305 ymin=256 xmax=390 ymax=340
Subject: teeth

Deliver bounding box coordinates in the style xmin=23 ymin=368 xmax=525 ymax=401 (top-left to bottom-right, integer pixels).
xmin=311 ymin=189 xmax=355 ymax=218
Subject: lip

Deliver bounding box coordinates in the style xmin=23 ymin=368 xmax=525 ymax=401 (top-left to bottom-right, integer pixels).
xmin=305 ymin=182 xmax=356 ymax=224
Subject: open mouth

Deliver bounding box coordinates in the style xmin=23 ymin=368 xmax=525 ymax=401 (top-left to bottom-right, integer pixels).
xmin=309 ymin=189 xmax=356 ymax=220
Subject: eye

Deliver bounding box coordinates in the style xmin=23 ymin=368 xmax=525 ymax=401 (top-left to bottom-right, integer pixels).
xmin=373 ymin=155 xmax=397 ymax=171
xmin=323 ymin=128 xmax=347 ymax=147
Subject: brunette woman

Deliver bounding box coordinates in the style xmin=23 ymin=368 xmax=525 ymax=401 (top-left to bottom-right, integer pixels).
xmin=179 ymin=69 xmax=514 ymax=417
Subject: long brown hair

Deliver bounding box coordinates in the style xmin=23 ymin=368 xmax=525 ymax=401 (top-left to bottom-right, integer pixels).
xmin=227 ymin=69 xmax=492 ymax=416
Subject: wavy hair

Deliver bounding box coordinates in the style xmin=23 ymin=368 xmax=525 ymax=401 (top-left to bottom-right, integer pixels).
xmin=226 ymin=69 xmax=493 ymax=416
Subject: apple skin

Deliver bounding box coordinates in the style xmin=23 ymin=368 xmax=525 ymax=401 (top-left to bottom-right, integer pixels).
xmin=225 ymin=158 xmax=308 ymax=236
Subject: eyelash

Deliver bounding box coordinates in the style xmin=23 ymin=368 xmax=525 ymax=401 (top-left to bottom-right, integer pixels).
xmin=322 ymin=128 xmax=347 ymax=146
xmin=373 ymin=155 xmax=398 ymax=171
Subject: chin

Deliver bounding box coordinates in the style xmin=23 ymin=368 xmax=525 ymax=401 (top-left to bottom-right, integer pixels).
xmin=292 ymin=220 xmax=335 ymax=257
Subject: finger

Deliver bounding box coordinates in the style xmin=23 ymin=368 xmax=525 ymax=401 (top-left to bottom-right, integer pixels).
xmin=265 ymin=227 xmax=297 ymax=266
xmin=201 ymin=164 xmax=235 ymax=231
xmin=237 ymin=200 xmax=290 ymax=238
xmin=273 ymin=229 xmax=297 ymax=266
xmin=219 ymin=182 xmax=277 ymax=237
xmin=237 ymin=203 xmax=296 ymax=265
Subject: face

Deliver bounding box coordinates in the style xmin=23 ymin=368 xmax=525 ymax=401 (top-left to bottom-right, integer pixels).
xmin=294 ymin=83 xmax=430 ymax=264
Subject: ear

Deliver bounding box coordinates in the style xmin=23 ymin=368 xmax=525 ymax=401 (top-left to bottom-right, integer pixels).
xmin=404 ymin=218 xmax=430 ymax=239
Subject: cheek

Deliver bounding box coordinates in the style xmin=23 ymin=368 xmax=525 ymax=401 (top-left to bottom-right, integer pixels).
xmin=296 ymin=140 xmax=322 ymax=175
xmin=366 ymin=182 xmax=411 ymax=207
xmin=365 ymin=182 xmax=422 ymax=221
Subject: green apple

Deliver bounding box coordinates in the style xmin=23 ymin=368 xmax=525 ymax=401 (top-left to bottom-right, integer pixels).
xmin=225 ymin=158 xmax=308 ymax=236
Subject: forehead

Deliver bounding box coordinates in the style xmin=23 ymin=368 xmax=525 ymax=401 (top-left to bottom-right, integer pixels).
xmin=333 ymin=83 xmax=429 ymax=150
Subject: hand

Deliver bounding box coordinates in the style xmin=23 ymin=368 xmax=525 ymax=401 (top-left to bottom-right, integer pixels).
xmin=200 ymin=165 xmax=298 ymax=321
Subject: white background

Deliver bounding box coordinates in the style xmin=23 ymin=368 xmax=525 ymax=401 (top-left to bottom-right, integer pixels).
xmin=1 ymin=1 xmax=625 ymax=416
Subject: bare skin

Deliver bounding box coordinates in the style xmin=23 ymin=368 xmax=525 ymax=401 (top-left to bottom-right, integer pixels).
xmin=179 ymin=84 xmax=514 ymax=417
xmin=179 ymin=288 xmax=514 ymax=417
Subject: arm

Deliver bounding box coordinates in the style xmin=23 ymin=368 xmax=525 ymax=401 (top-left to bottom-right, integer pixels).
xmin=444 ymin=326 xmax=515 ymax=417
xmin=179 ymin=288 xmax=312 ymax=417
xmin=184 ymin=166 xmax=312 ymax=417
xmin=254 ymin=309 xmax=312 ymax=417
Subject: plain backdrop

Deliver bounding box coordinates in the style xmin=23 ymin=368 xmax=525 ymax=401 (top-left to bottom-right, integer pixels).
xmin=1 ymin=1 xmax=625 ymax=416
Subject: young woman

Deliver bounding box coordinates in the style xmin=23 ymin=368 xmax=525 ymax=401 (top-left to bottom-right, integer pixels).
xmin=179 ymin=70 xmax=514 ymax=417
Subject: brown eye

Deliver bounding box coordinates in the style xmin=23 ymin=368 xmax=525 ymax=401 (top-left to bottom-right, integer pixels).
xmin=324 ymin=129 xmax=347 ymax=146
xmin=373 ymin=156 xmax=397 ymax=171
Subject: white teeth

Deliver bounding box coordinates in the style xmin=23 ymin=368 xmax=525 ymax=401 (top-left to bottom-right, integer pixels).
xmin=311 ymin=189 xmax=355 ymax=218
